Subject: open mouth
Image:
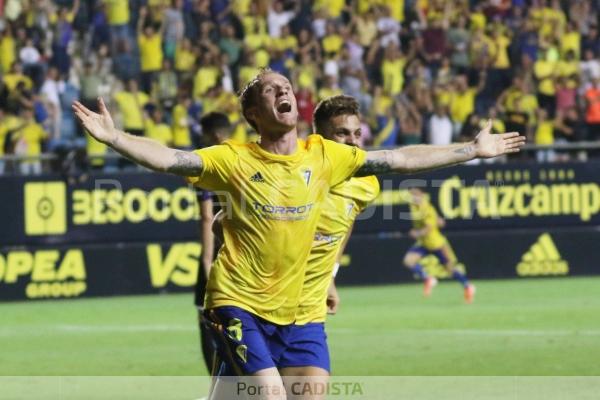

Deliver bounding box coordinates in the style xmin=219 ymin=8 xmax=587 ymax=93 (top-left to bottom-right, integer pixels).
xmin=276 ymin=100 xmax=292 ymax=113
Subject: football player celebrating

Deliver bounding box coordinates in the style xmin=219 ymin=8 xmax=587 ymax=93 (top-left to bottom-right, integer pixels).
xmin=73 ymin=69 xmax=524 ymax=399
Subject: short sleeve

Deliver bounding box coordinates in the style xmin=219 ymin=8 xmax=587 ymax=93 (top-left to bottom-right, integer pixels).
xmin=322 ymin=138 xmax=367 ymax=186
xmin=186 ymin=143 xmax=236 ymax=191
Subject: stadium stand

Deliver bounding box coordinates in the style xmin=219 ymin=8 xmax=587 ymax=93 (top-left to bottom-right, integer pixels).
xmin=1 ymin=0 xmax=600 ymax=175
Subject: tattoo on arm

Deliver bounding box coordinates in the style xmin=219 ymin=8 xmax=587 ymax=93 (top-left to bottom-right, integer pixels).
xmin=167 ymin=151 xmax=202 ymax=175
xmin=454 ymin=144 xmax=475 ymax=156
xmin=355 ymin=158 xmax=392 ymax=176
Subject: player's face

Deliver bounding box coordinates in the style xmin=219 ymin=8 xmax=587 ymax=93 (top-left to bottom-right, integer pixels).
xmin=325 ymin=114 xmax=362 ymax=147
xmin=253 ymin=73 xmax=298 ymax=133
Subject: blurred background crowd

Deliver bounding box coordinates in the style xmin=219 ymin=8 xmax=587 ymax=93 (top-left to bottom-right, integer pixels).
xmin=1 ymin=0 xmax=600 ymax=175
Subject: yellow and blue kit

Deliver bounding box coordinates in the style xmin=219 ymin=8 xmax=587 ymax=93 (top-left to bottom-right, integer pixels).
xmin=278 ymin=175 xmax=380 ymax=372
xmin=188 ymin=135 xmax=366 ymax=374
xmin=297 ymin=175 xmax=380 ymax=324
xmin=408 ymin=197 xmax=457 ymax=265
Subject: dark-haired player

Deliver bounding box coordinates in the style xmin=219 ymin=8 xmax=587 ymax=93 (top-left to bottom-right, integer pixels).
xmin=278 ymin=95 xmax=379 ymax=382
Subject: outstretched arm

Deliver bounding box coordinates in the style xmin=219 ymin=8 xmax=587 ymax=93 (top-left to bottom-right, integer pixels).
xmin=355 ymin=120 xmax=525 ymax=176
xmin=72 ymin=98 xmax=202 ymax=176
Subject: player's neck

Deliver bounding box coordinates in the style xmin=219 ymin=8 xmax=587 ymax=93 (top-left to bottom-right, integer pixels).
xmin=258 ymin=128 xmax=298 ymax=155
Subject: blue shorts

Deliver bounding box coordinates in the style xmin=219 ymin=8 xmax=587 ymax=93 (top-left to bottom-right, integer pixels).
xmin=279 ymin=323 xmax=330 ymax=372
xmin=409 ymin=245 xmax=456 ymax=265
xmin=207 ymin=307 xmax=330 ymax=375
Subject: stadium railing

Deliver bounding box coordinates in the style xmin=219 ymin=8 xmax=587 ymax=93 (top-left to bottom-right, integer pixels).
xmin=1 ymin=142 xmax=600 ymax=175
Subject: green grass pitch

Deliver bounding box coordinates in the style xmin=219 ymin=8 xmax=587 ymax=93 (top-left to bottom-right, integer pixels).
xmin=1 ymin=277 xmax=600 ymax=378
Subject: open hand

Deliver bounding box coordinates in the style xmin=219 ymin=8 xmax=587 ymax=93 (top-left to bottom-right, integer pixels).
xmin=474 ymin=120 xmax=526 ymax=158
xmin=72 ymin=98 xmax=118 ymax=145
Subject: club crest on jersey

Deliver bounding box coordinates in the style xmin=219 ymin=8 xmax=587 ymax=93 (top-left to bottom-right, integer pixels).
xmin=302 ymin=169 xmax=312 ymax=185
xmin=346 ymin=202 xmax=354 ymax=216
xmin=250 ymin=171 xmax=265 ymax=183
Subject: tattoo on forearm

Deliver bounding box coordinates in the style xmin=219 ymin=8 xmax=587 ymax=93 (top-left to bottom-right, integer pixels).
xmin=454 ymin=144 xmax=474 ymax=156
xmin=355 ymin=159 xmax=392 ymax=176
xmin=167 ymin=151 xmax=202 ymax=175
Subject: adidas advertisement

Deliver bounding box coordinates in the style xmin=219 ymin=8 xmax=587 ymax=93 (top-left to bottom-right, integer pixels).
xmin=516 ymin=233 xmax=569 ymax=277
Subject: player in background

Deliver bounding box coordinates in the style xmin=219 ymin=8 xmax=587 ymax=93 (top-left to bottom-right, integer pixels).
xmin=194 ymin=112 xmax=232 ymax=375
xmin=73 ymin=70 xmax=524 ymax=398
xmin=403 ymin=187 xmax=476 ymax=303
xmin=277 ymin=95 xmax=380 ymax=387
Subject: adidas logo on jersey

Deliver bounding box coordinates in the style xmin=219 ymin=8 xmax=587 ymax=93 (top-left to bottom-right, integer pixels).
xmin=250 ymin=172 xmax=265 ymax=183
xmin=516 ymin=233 xmax=569 ymax=277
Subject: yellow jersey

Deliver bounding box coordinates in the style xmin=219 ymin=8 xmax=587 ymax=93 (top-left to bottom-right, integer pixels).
xmin=492 ymin=34 xmax=511 ymax=69
xmin=145 ymin=120 xmax=173 ymax=146
xmin=244 ymin=33 xmax=271 ymax=51
xmin=113 ymin=91 xmax=149 ymax=130
xmin=382 ymin=58 xmax=406 ymax=96
xmin=272 ymin=35 xmax=298 ymax=53
xmin=450 ymin=88 xmax=477 ymax=123
xmin=535 ymin=120 xmax=554 ymax=145
xmin=87 ymin=135 xmax=108 ymax=167
xmin=171 ymin=104 xmax=191 ymax=148
xmin=317 ymin=87 xmax=343 ymax=102
xmin=534 ymin=60 xmax=557 ymax=96
xmin=255 ymin=49 xmax=270 ymax=69
xmin=188 ymin=135 xmax=366 ymax=324
xmin=138 ymin=34 xmax=163 ymax=72
xmin=193 ymin=67 xmax=219 ymax=99
xmin=232 ymin=0 xmax=251 ymax=17
xmin=0 ymin=115 xmax=22 ymax=156
xmin=14 ymin=122 xmax=47 ymax=156
xmin=561 ymin=32 xmax=580 ymax=59
xmin=3 ymin=73 xmax=33 ymax=92
xmin=322 ymin=34 xmax=343 ymax=55
xmin=410 ymin=198 xmax=446 ymax=250
xmin=470 ymin=13 xmax=486 ymax=30
xmin=383 ymin=0 xmax=405 ymax=22
xmin=239 ymin=65 xmax=262 ymax=88
xmin=314 ymin=0 xmax=345 ymax=18
xmin=175 ymin=46 xmax=196 ymax=72
xmin=0 ymin=34 xmax=15 ymax=74
xmin=297 ymin=175 xmax=380 ymax=324
xmin=105 ymin=0 xmax=130 ymax=25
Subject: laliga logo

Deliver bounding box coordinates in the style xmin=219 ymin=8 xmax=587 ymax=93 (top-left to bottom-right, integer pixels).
xmin=24 ymin=182 xmax=67 ymax=235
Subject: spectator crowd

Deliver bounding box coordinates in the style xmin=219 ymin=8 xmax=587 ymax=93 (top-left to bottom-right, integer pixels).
xmin=1 ymin=0 xmax=600 ymax=174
